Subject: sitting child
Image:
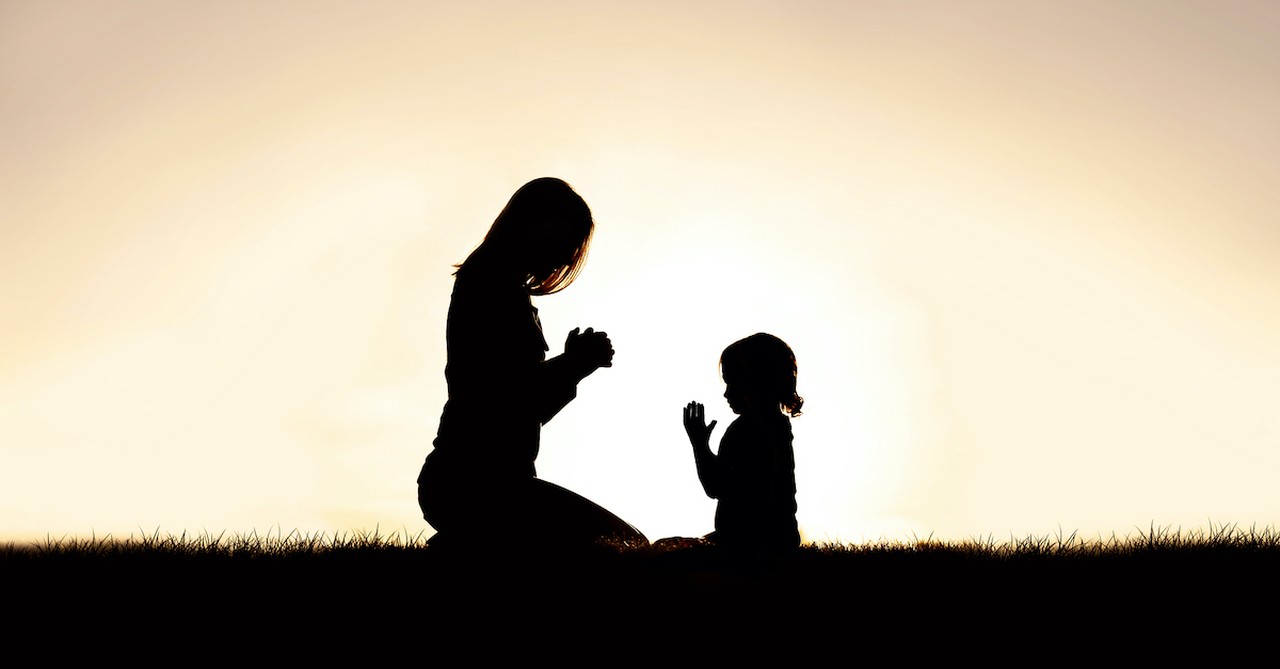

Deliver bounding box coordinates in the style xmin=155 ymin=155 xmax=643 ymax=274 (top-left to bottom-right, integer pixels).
xmin=682 ymin=332 xmax=802 ymax=553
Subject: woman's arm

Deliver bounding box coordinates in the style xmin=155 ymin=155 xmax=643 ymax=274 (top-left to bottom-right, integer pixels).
xmin=683 ymin=401 xmax=720 ymax=498
xmin=445 ymin=276 xmax=611 ymax=423
xmin=534 ymin=327 xmax=613 ymax=424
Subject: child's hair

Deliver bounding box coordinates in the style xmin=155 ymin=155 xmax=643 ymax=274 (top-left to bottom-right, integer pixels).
xmin=455 ymin=177 xmax=594 ymax=295
xmin=720 ymin=333 xmax=804 ymax=417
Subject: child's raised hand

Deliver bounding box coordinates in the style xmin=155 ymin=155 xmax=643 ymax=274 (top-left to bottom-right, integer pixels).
xmin=683 ymin=401 xmax=718 ymax=448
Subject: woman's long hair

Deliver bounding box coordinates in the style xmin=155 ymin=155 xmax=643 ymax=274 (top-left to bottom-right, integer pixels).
xmin=456 ymin=177 xmax=594 ymax=295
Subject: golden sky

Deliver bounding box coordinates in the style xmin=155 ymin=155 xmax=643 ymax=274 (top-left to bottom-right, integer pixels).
xmin=3 ymin=1 xmax=1278 ymax=543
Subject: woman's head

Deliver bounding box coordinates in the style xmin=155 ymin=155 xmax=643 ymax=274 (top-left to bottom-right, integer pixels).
xmin=458 ymin=177 xmax=594 ymax=295
xmin=720 ymin=333 xmax=803 ymax=417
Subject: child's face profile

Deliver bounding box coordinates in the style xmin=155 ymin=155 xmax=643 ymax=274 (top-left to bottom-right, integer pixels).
xmin=722 ymin=368 xmax=770 ymax=416
xmin=723 ymin=379 xmax=747 ymax=415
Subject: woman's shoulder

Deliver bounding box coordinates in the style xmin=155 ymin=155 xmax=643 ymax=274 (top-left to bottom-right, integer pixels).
xmin=448 ymin=269 xmax=533 ymax=313
xmin=446 ymin=268 xmax=546 ymax=354
xmin=453 ymin=266 xmax=524 ymax=293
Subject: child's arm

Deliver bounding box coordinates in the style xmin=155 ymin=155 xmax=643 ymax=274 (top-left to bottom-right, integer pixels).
xmin=683 ymin=401 xmax=720 ymax=498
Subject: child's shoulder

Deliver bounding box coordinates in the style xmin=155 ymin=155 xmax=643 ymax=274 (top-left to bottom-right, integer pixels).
xmin=726 ymin=411 xmax=792 ymax=440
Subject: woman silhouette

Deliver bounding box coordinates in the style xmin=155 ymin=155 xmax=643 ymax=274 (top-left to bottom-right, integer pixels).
xmin=417 ymin=177 xmax=647 ymax=549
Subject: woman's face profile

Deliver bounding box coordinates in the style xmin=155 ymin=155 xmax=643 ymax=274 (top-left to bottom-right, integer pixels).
xmin=525 ymin=218 xmax=585 ymax=278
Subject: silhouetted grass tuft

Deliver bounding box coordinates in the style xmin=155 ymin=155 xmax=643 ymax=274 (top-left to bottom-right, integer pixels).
xmin=13 ymin=526 xmax=1271 ymax=652
xmin=7 ymin=522 xmax=1278 ymax=642
xmin=3 ymin=525 xmax=435 ymax=565
xmin=7 ymin=520 xmax=1280 ymax=562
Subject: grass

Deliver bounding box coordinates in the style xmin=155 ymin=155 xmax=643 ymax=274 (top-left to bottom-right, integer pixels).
xmin=8 ymin=520 xmax=1280 ymax=571
xmin=5 ymin=525 xmax=432 ymax=559
xmin=7 ymin=522 xmax=1278 ymax=638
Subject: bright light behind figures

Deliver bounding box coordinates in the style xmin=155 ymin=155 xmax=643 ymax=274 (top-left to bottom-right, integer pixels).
xmin=3 ymin=1 xmax=1278 ymax=544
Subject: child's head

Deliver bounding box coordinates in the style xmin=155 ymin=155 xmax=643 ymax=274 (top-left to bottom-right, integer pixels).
xmin=719 ymin=333 xmax=803 ymax=417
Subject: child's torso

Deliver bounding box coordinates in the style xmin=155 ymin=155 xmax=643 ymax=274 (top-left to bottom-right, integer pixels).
xmin=715 ymin=412 xmax=799 ymax=548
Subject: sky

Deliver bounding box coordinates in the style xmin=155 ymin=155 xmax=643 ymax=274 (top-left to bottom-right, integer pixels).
xmin=3 ymin=0 xmax=1278 ymax=544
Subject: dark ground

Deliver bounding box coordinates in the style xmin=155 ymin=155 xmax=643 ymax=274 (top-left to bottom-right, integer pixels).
xmin=7 ymin=539 xmax=1278 ymax=653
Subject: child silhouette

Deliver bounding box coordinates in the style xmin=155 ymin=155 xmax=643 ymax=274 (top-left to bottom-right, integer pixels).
xmin=682 ymin=333 xmax=802 ymax=554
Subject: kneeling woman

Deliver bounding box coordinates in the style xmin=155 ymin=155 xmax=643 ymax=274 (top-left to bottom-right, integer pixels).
xmin=418 ymin=177 xmax=647 ymax=548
